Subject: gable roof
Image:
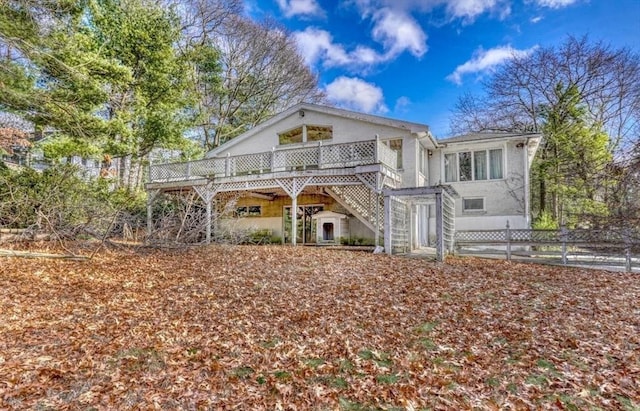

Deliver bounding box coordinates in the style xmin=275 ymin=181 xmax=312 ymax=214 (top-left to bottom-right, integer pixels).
xmin=207 ymin=102 xmax=433 ymax=157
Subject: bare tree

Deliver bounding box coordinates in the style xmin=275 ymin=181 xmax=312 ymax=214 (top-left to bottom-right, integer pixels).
xmin=450 ymin=35 xmax=640 ymax=231
xmin=169 ymin=0 xmax=243 ymax=47
xmin=451 ymin=36 xmax=640 ymax=156
xmin=199 ymin=16 xmax=325 ymax=149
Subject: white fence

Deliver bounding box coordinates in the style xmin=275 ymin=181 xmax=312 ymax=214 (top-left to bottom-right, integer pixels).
xmin=455 ymin=223 xmax=637 ymax=272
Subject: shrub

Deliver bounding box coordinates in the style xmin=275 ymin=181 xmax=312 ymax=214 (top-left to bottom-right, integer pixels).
xmin=533 ymin=211 xmax=558 ymax=230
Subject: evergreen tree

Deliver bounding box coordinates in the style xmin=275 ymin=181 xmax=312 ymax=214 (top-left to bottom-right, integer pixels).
xmin=532 ymin=84 xmax=611 ymax=226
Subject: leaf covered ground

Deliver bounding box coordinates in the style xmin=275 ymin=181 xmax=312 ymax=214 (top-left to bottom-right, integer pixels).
xmin=0 ymin=244 xmax=638 ymax=410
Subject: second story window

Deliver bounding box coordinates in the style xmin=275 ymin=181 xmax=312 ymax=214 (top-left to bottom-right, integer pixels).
xmin=419 ymin=146 xmax=428 ymax=175
xmin=278 ymin=125 xmax=332 ymax=145
xmin=306 ymin=125 xmax=332 ymax=142
xmin=278 ymin=127 xmax=303 ymax=145
xmin=444 ymin=148 xmax=503 ymax=182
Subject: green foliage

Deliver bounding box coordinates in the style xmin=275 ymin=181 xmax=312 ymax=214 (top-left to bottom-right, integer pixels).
xmin=0 ymin=0 xmax=198 ymax=190
xmin=0 ymin=0 xmax=130 ymax=140
xmin=532 ymin=83 xmax=613 ymax=226
xmin=39 ymin=134 xmax=102 ymax=160
xmin=89 ymin=0 xmax=194 ymax=157
xmin=532 ymin=211 xmax=558 ymax=230
xmin=0 ymin=165 xmax=146 ymax=237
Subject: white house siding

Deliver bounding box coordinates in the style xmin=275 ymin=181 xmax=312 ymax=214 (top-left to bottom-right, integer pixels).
xmin=427 ymin=138 xmax=533 ymax=231
xmin=208 ymin=109 xmax=416 ymax=158
xmin=189 ymin=104 xmax=541 ymax=245
xmin=454 ymin=215 xmax=528 ymax=230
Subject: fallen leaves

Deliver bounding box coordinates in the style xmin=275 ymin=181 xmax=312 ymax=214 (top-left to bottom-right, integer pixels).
xmin=0 ymin=244 xmax=638 ymax=409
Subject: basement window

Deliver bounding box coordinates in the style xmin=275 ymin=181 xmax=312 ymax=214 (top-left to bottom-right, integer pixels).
xmin=462 ymin=198 xmax=484 ymax=212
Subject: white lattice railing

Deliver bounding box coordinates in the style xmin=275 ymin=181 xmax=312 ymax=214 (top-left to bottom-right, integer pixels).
xmin=149 ymin=139 xmax=399 ymax=183
xmin=455 ymin=225 xmax=635 ymax=272
xmin=376 ymin=140 xmax=398 ymax=170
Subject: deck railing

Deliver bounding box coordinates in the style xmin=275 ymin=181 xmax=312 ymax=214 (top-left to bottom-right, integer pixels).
xmin=149 ymin=139 xmax=399 ymax=183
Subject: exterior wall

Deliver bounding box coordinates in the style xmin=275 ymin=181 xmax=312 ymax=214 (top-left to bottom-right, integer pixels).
xmin=210 ymin=109 xmax=415 ymax=158
xmin=428 ymin=139 xmax=529 ymax=230
xmin=199 ymin=105 xmax=537 ymax=242
xmin=451 ymin=215 xmax=528 ymax=231
xmin=223 ymin=192 xmax=376 ymax=243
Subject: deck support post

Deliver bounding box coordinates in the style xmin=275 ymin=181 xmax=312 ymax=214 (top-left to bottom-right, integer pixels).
xmin=146 ymin=189 xmax=159 ymax=244
xmin=146 ymin=199 xmax=153 ymax=242
xmin=291 ymin=195 xmax=298 ymax=246
xmin=194 ymin=183 xmax=219 ymax=244
xmin=276 ymin=177 xmax=312 ymax=246
xmin=375 ymin=193 xmax=380 ymax=246
xmin=205 ymin=200 xmax=212 ymax=244
xmin=435 ymin=191 xmax=444 ymax=262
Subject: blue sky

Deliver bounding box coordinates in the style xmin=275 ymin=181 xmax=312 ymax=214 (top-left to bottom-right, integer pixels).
xmin=246 ymin=0 xmax=640 ymax=138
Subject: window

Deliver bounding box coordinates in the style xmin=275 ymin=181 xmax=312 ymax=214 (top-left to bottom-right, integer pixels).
xmin=278 ymin=125 xmax=332 ymax=145
xmin=306 ymin=125 xmax=332 ymax=142
xmin=236 ymin=206 xmax=261 ymax=217
xmin=463 ymin=198 xmax=484 ymax=211
xmin=474 ymin=151 xmax=487 ymax=180
xmin=384 ymin=138 xmax=403 ymax=169
xmin=489 ymin=149 xmax=503 ymax=179
xmin=444 ymin=153 xmax=456 ymax=182
xmin=278 ymin=127 xmax=303 ymax=145
xmin=444 ymin=148 xmax=503 ymax=182
xmin=419 ymin=146 xmax=428 ymax=175
xmin=458 ymin=152 xmax=472 ymax=181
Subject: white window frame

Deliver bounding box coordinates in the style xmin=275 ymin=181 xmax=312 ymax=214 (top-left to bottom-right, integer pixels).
xmin=278 ymin=124 xmax=333 ymax=146
xmin=442 ymin=145 xmax=506 ymax=182
xmin=419 ymin=145 xmax=428 ymax=176
xmin=462 ymin=197 xmax=485 ymax=212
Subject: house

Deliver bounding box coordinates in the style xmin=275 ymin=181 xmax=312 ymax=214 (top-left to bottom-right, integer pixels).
xmin=146 ymin=103 xmax=540 ymax=257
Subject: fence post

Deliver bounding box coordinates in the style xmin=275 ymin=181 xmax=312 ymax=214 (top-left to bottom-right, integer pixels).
xmin=624 ymin=229 xmax=632 ymax=273
xmin=506 ymin=220 xmax=511 ymax=261
xmin=561 ymin=225 xmax=568 ymax=265
xmin=317 ymin=141 xmax=323 ymax=169
xmin=225 ymin=153 xmax=231 ymax=177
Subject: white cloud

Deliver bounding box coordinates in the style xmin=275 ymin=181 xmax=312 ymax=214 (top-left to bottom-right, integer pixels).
xmin=352 ymin=0 xmax=511 ymax=22
xmin=394 ymin=96 xmax=411 ymax=112
xmin=445 ymin=0 xmax=508 ymax=21
xmin=530 ymin=15 xmax=543 ymax=23
xmin=293 ymin=9 xmax=427 ymax=72
xmin=276 ymin=0 xmax=324 ymax=18
xmin=371 ymin=8 xmax=427 ymax=58
xmin=324 ymin=76 xmax=388 ymax=114
xmin=534 ymin=0 xmax=579 ymax=8
xmin=446 ymin=44 xmax=538 ymax=85
xmin=293 ymin=28 xmax=376 ymax=68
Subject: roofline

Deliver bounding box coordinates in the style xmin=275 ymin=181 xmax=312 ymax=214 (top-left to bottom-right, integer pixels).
xmin=207 ymin=102 xmax=431 ymax=157
xmin=436 ymin=132 xmax=541 ymax=146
